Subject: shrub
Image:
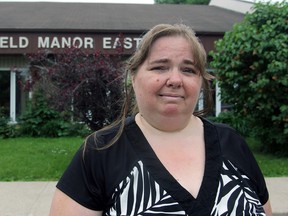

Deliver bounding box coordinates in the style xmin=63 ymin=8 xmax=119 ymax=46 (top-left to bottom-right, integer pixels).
xmin=0 ymin=107 xmax=19 ymax=138
xmin=19 ymin=91 xmax=69 ymax=137
xmin=23 ymin=47 xmax=124 ymax=131
xmin=208 ymin=111 xmax=250 ymax=137
xmin=210 ymin=2 xmax=288 ymax=155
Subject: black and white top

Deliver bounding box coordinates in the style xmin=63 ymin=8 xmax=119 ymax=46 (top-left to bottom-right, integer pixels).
xmin=57 ymin=116 xmax=269 ymax=216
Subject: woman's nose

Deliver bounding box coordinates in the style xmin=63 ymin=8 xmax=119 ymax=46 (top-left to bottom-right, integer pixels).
xmin=166 ymin=69 xmax=183 ymax=88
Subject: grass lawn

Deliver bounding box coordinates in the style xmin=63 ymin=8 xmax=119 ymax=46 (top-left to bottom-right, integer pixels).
xmin=246 ymin=137 xmax=288 ymax=177
xmin=254 ymin=153 xmax=288 ymax=177
xmin=0 ymin=137 xmax=287 ymax=181
xmin=0 ymin=137 xmax=84 ymax=181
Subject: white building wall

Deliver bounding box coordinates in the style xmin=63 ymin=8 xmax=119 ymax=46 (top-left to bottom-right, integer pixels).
xmin=209 ymin=0 xmax=254 ymax=14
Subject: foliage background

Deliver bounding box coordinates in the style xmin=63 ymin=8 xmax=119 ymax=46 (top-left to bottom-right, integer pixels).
xmin=210 ymin=2 xmax=288 ymax=155
xmin=22 ymin=47 xmax=124 ymax=131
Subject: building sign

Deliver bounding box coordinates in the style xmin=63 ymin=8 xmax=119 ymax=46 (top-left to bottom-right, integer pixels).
xmin=0 ymin=32 xmax=220 ymax=56
xmin=0 ymin=33 xmax=143 ymax=54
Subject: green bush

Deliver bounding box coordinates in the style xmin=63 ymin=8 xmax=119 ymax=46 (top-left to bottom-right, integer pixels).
xmin=208 ymin=111 xmax=250 ymax=137
xmin=65 ymin=122 xmax=91 ymax=137
xmin=19 ymin=95 xmax=63 ymax=137
xmin=18 ymin=91 xmax=91 ymax=138
xmin=210 ymin=2 xmax=288 ymax=155
xmin=0 ymin=107 xmax=19 ymax=138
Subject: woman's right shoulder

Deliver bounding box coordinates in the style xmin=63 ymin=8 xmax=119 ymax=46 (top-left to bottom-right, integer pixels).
xmin=84 ymin=116 xmax=136 ymax=150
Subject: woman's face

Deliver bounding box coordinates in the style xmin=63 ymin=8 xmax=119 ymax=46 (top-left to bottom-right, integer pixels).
xmin=132 ymin=36 xmax=203 ymax=123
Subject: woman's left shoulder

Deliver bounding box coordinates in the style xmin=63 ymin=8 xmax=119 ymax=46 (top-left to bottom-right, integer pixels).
xmin=201 ymin=117 xmax=245 ymax=141
xmin=201 ymin=117 xmax=251 ymax=160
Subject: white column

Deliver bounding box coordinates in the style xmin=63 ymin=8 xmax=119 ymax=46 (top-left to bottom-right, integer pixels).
xmin=198 ymin=91 xmax=204 ymax=111
xmin=215 ymin=80 xmax=221 ymax=117
xmin=28 ymin=75 xmax=33 ymax=100
xmin=10 ymin=71 xmax=17 ymax=123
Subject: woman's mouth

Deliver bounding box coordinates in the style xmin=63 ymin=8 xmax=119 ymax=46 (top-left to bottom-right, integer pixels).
xmin=159 ymin=93 xmax=184 ymax=99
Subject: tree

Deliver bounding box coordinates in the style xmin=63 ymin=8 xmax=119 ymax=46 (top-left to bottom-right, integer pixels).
xmin=210 ymin=2 xmax=288 ymax=155
xmin=155 ymin=0 xmax=210 ymax=5
xmin=23 ymin=47 xmax=124 ymax=131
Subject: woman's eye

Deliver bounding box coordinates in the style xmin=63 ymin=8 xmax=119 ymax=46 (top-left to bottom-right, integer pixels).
xmin=182 ymin=67 xmax=196 ymax=74
xmin=151 ymin=66 xmax=167 ymax=71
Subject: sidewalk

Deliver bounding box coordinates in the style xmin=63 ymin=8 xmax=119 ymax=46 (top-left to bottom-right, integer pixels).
xmin=0 ymin=178 xmax=287 ymax=216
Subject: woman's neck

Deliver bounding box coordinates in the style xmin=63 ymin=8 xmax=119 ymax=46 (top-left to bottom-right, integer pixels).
xmin=135 ymin=112 xmax=200 ymax=136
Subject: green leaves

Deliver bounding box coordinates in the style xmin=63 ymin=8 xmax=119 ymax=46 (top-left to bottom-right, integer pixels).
xmin=210 ymin=1 xmax=288 ymax=155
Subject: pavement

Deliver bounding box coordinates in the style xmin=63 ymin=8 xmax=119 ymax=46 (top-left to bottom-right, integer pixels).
xmin=0 ymin=178 xmax=287 ymax=216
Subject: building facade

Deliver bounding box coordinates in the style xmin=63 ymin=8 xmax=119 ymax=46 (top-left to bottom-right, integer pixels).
xmin=0 ymin=2 xmax=244 ymax=122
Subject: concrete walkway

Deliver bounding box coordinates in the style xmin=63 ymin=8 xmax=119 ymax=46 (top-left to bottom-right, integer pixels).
xmin=0 ymin=178 xmax=287 ymax=216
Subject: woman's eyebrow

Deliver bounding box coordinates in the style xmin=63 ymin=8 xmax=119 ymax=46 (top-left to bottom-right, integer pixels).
xmin=148 ymin=58 xmax=169 ymax=65
xmin=148 ymin=58 xmax=195 ymax=65
xmin=183 ymin=59 xmax=195 ymax=65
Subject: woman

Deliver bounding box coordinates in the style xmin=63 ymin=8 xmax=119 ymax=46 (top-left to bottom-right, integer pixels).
xmin=50 ymin=23 xmax=272 ymax=216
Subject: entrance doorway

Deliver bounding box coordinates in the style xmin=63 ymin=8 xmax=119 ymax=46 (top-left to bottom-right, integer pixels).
xmin=0 ymin=70 xmax=27 ymax=122
xmin=0 ymin=71 xmax=10 ymax=119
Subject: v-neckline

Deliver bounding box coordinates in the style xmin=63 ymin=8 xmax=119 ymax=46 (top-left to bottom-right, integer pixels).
xmin=125 ymin=116 xmax=222 ymax=214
